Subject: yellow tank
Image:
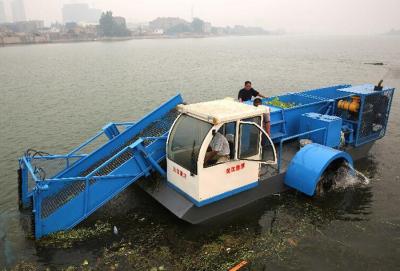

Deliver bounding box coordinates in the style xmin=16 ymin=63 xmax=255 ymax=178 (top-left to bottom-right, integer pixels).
xmin=337 ymin=96 xmax=360 ymax=113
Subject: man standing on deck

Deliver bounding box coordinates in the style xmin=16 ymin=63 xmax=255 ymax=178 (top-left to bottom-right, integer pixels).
xmin=238 ymin=81 xmax=267 ymax=102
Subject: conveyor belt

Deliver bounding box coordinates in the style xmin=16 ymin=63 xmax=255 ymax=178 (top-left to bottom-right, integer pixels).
xmin=40 ymin=110 xmax=179 ymax=219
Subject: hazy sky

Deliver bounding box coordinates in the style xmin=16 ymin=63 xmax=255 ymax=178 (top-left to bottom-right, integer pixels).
xmin=3 ymin=0 xmax=400 ymax=34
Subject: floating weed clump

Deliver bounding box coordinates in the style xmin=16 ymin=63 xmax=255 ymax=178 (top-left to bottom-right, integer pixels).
xmin=266 ymin=97 xmax=298 ymax=108
xmin=38 ymin=221 xmax=112 ymax=248
xmin=14 ymin=190 xmax=366 ymax=270
xmin=10 ymin=261 xmax=38 ymax=271
xmin=81 ymin=195 xmax=330 ymax=270
xmin=100 ymin=241 xmax=177 ymax=270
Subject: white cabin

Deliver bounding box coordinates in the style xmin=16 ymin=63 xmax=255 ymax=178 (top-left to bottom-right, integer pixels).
xmin=166 ymin=98 xmax=277 ymax=206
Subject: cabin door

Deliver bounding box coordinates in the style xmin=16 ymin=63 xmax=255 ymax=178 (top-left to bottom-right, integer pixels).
xmin=238 ymin=118 xmax=277 ymax=165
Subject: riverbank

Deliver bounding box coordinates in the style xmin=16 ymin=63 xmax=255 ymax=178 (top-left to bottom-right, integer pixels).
xmin=0 ymin=33 xmax=275 ymax=47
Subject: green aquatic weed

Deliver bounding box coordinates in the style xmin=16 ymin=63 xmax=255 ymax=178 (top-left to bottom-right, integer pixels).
xmin=37 ymin=221 xmax=112 ymax=248
xmin=266 ymin=97 xmax=297 ymax=109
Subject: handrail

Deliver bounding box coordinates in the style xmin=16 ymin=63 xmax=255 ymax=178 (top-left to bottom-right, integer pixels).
xmin=85 ymin=135 xmax=168 ymax=179
xmin=22 ymin=156 xmax=40 ymax=183
xmin=85 ymin=145 xmax=131 ymax=179
xmin=278 ymin=127 xmax=327 ymax=173
xmin=295 ymin=92 xmax=327 ymax=101
xmin=65 ymin=121 xmax=138 ymax=158
xmin=141 ymin=136 xmax=168 ymax=141
xmin=25 ymin=154 xmax=89 ymax=179
xmin=43 ymin=176 xmax=86 ymax=182
xmin=44 ymin=174 xmax=142 ymax=183
xmin=67 ymin=130 xmax=104 ymax=157
xmin=114 ymin=122 xmax=136 ymax=126
xmin=30 ymin=154 xmax=87 ymax=160
xmin=42 ymin=135 xmax=168 ymax=183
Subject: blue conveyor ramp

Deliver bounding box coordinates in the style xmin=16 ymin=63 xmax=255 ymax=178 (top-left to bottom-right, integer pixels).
xmin=18 ymin=95 xmax=183 ymax=239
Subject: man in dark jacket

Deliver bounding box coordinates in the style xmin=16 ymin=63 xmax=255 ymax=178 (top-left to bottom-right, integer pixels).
xmin=238 ymin=81 xmax=266 ymax=102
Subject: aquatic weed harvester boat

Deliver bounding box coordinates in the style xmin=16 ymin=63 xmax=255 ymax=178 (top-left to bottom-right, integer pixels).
xmin=18 ymin=83 xmax=395 ymax=239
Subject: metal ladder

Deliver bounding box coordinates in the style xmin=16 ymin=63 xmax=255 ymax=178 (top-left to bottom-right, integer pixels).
xmin=270 ymin=109 xmax=287 ymax=141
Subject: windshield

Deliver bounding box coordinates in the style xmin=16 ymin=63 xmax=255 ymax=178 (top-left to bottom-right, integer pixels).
xmin=168 ymin=114 xmax=212 ymax=174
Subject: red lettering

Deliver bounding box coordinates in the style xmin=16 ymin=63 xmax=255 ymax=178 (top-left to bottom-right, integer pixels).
xmin=173 ymin=167 xmax=186 ymax=178
xmin=225 ymin=164 xmax=247 ymax=174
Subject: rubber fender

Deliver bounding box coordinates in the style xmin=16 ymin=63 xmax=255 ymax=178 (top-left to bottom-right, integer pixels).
xmin=284 ymin=143 xmax=353 ymax=196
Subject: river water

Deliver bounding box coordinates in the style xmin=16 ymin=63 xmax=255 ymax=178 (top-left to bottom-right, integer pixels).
xmin=0 ymin=35 xmax=399 ymax=270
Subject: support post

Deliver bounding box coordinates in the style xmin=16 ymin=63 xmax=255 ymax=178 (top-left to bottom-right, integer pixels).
xmin=18 ymin=160 xmax=32 ymax=209
xmin=137 ymin=144 xmax=166 ymax=176
xmin=102 ymin=123 xmax=120 ymax=140
xmin=33 ymin=189 xmax=42 ymax=239
xmin=84 ymin=178 xmax=89 ymax=216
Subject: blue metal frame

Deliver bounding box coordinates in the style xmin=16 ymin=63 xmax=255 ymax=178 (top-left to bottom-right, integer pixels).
xmin=277 ymin=127 xmax=327 ymax=173
xmin=41 ymin=135 xmax=167 ymax=237
xmin=263 ymin=85 xmax=353 ymax=143
xmin=18 ymin=84 xmax=396 ymax=239
xmin=263 ymin=84 xmax=395 ymax=171
xmin=338 ymin=85 xmax=395 ymax=147
xmin=19 ymin=94 xmax=183 ymax=239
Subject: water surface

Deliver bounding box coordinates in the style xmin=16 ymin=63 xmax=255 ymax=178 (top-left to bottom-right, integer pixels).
xmin=0 ymin=35 xmax=399 ymax=269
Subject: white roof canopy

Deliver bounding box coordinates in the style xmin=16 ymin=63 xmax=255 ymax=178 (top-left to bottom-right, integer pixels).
xmin=177 ymin=98 xmax=268 ymax=124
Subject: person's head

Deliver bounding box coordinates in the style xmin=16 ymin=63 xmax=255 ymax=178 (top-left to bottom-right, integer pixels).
xmin=253 ymin=98 xmax=262 ymax=107
xmin=244 ymin=81 xmax=252 ymax=90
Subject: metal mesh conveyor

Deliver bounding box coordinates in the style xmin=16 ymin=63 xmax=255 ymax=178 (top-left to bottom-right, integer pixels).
xmin=40 ymin=109 xmax=179 ymax=219
xmin=81 ymin=109 xmax=178 ymax=177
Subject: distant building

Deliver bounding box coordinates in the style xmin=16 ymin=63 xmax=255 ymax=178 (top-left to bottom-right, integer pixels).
xmin=65 ymin=22 xmax=78 ymax=30
xmin=211 ymin=27 xmax=225 ymax=35
xmin=6 ymin=20 xmax=44 ymax=32
xmin=11 ymin=0 xmax=26 ymax=22
xmin=231 ymin=25 xmax=267 ymax=35
xmin=149 ymin=17 xmax=188 ymax=32
xmin=233 ymin=25 xmax=246 ymax=34
xmin=62 ymin=3 xmax=102 ymax=24
xmin=153 ymin=29 xmax=164 ymax=35
xmin=202 ymin=22 xmax=212 ymax=33
xmin=1 ymin=35 xmax=22 ymax=44
xmin=0 ymin=1 xmax=6 ymax=23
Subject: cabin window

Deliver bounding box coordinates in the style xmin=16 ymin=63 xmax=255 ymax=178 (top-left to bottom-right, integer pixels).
xmin=204 ymin=122 xmax=236 ymax=168
xmin=168 ymin=114 xmax=212 ymax=175
xmin=239 ymin=117 xmax=261 ymax=159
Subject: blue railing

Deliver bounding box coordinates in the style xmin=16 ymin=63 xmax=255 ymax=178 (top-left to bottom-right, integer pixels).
xmin=18 ymin=94 xmax=183 ymax=239
xmin=32 ymin=134 xmax=168 ymax=238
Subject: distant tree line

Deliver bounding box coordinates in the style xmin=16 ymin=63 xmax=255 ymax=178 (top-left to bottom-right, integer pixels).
xmin=157 ymin=17 xmax=268 ymax=36
xmin=165 ymin=18 xmax=206 ymax=35
xmin=99 ymin=11 xmax=130 ymax=37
